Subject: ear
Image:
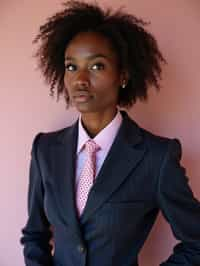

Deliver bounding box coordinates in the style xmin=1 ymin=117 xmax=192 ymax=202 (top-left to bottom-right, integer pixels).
xmin=120 ymin=69 xmax=130 ymax=86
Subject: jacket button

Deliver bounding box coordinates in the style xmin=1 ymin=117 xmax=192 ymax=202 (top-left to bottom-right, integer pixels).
xmin=77 ymin=244 xmax=86 ymax=253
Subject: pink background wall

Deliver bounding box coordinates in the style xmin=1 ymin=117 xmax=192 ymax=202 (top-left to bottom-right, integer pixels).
xmin=1 ymin=1 xmax=200 ymax=265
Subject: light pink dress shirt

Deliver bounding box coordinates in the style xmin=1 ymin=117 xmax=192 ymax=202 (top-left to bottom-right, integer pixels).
xmin=75 ymin=111 xmax=122 ymax=188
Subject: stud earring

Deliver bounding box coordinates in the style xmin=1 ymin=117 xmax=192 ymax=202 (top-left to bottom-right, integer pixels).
xmin=121 ymin=80 xmax=126 ymax=88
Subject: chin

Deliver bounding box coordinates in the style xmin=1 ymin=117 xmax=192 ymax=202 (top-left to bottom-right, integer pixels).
xmin=75 ymin=105 xmax=95 ymax=114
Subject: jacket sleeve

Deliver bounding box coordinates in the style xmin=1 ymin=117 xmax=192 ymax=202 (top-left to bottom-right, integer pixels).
xmin=20 ymin=133 xmax=53 ymax=266
xmin=157 ymin=138 xmax=200 ymax=266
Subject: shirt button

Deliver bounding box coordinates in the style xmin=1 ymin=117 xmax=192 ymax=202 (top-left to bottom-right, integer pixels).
xmin=77 ymin=244 xmax=86 ymax=253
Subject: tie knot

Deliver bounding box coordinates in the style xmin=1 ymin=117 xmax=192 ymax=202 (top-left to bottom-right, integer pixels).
xmin=84 ymin=139 xmax=100 ymax=154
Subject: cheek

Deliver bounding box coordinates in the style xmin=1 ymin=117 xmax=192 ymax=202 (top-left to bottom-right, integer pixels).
xmin=94 ymin=74 xmax=120 ymax=96
xmin=64 ymin=73 xmax=70 ymax=87
xmin=64 ymin=74 xmax=73 ymax=95
xmin=64 ymin=71 xmax=120 ymax=98
xmin=93 ymin=70 xmax=120 ymax=87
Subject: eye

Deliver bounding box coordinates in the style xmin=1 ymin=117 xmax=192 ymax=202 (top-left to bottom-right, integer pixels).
xmin=65 ymin=63 xmax=76 ymax=71
xmin=91 ymin=62 xmax=105 ymax=70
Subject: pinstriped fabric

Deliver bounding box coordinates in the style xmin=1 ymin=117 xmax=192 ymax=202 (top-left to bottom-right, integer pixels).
xmin=76 ymin=139 xmax=100 ymax=217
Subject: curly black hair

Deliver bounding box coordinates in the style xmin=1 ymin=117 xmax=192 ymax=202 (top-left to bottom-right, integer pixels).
xmin=33 ymin=0 xmax=166 ymax=108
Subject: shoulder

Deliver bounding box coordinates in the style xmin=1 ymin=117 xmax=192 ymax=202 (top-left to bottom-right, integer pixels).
xmin=30 ymin=121 xmax=77 ymax=153
xmin=136 ymin=124 xmax=183 ymax=178
xmin=125 ymin=114 xmax=182 ymax=163
xmin=133 ymin=120 xmax=183 ymax=185
xmin=141 ymin=126 xmax=181 ymax=158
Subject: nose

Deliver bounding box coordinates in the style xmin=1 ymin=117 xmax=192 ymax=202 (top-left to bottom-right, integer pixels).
xmin=74 ymin=70 xmax=90 ymax=89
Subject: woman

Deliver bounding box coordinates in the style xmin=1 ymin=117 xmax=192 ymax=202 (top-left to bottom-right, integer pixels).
xmin=20 ymin=1 xmax=200 ymax=265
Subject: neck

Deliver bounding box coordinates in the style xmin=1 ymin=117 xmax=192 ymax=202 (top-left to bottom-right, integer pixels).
xmin=81 ymin=109 xmax=118 ymax=138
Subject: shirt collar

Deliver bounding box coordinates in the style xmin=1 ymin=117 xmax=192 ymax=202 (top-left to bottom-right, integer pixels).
xmin=76 ymin=110 xmax=122 ymax=154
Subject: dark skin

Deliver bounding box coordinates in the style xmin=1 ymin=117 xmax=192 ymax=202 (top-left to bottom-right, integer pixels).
xmin=64 ymin=31 xmax=129 ymax=138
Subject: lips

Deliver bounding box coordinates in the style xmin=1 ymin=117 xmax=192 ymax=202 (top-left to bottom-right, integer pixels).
xmin=72 ymin=91 xmax=93 ymax=103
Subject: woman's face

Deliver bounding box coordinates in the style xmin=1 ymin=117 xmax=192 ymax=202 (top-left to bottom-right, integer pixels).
xmin=64 ymin=31 xmax=124 ymax=115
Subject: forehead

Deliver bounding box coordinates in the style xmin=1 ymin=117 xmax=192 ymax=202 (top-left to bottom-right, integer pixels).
xmin=64 ymin=31 xmax=117 ymax=59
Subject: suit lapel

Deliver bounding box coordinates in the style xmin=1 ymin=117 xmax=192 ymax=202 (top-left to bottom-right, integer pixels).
xmin=80 ymin=111 xmax=147 ymax=224
xmin=49 ymin=121 xmax=83 ymax=243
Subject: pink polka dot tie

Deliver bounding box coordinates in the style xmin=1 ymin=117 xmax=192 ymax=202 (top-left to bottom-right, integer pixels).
xmin=76 ymin=140 xmax=100 ymax=217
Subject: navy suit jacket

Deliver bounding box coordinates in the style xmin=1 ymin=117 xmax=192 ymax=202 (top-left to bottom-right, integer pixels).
xmin=20 ymin=111 xmax=200 ymax=266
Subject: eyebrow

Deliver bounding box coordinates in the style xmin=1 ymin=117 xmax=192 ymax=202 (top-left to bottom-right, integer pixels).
xmin=64 ymin=53 xmax=110 ymax=62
